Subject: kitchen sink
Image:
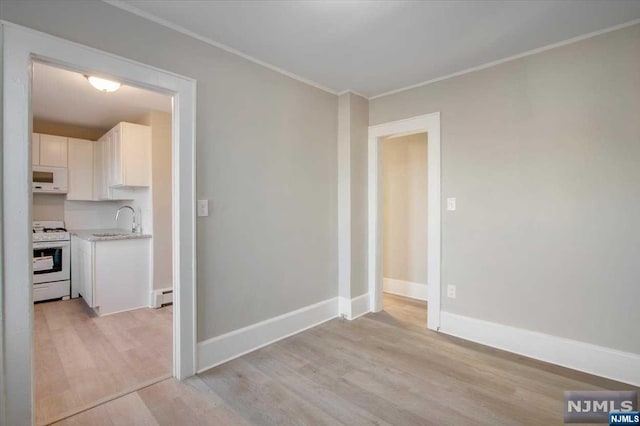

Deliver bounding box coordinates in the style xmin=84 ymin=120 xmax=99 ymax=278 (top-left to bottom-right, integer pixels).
xmin=92 ymin=232 xmax=129 ymax=237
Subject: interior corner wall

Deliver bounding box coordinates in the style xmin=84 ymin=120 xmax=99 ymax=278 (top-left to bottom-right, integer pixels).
xmin=369 ymin=23 xmax=640 ymax=354
xmin=0 ymin=0 xmax=338 ymax=342
xmin=137 ymin=110 xmax=173 ymax=291
xmin=337 ymin=92 xmax=369 ymax=308
xmin=349 ymin=94 xmax=369 ymax=299
xmin=337 ymin=93 xmax=351 ymax=301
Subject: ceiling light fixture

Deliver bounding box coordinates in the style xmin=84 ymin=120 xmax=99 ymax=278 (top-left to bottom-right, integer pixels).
xmin=86 ymin=75 xmax=121 ymax=92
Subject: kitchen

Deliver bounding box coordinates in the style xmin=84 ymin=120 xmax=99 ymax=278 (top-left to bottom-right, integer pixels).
xmin=31 ymin=62 xmax=174 ymax=425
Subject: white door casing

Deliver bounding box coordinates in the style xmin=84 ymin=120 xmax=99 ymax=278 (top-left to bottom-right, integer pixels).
xmin=1 ymin=21 xmax=197 ymax=425
xmin=367 ymin=113 xmax=441 ymax=330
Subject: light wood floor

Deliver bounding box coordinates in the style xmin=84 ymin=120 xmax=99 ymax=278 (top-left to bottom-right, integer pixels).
xmin=55 ymin=293 xmax=637 ymax=425
xmin=35 ymin=298 xmax=172 ymax=426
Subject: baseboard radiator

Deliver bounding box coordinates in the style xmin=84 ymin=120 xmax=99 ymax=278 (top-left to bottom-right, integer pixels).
xmin=151 ymin=288 xmax=173 ymax=308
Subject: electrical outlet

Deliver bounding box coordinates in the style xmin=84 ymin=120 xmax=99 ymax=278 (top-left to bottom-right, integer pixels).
xmin=197 ymin=199 xmax=209 ymax=217
xmin=447 ymin=198 xmax=456 ymax=211
xmin=447 ymin=285 xmax=457 ymax=299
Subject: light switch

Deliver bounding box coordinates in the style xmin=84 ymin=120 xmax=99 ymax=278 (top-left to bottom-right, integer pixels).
xmin=197 ymin=199 xmax=209 ymax=217
xmin=447 ymin=197 xmax=456 ymax=211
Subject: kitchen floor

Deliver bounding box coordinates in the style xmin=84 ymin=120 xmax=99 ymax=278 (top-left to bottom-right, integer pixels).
xmin=35 ymin=298 xmax=172 ymax=426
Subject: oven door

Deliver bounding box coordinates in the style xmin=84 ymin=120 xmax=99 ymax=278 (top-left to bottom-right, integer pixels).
xmin=33 ymin=241 xmax=70 ymax=284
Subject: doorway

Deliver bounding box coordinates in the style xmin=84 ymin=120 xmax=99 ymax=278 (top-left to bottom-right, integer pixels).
xmin=31 ymin=60 xmax=175 ymax=425
xmin=2 ymin=22 xmax=197 ymax=425
xmin=367 ymin=113 xmax=441 ymax=330
xmin=381 ymin=132 xmax=429 ymax=332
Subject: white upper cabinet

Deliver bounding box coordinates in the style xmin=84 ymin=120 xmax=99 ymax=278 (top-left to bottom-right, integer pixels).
xmin=67 ymin=138 xmax=94 ymax=201
xmin=93 ymin=137 xmax=110 ymax=200
xmin=38 ymin=134 xmax=68 ymax=167
xmin=109 ymin=122 xmax=151 ymax=187
xmin=32 ymin=122 xmax=149 ymax=200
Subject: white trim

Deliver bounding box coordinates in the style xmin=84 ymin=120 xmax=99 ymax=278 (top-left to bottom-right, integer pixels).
xmin=336 ymin=89 xmax=369 ymax=100
xmin=340 ymin=294 xmax=370 ymax=321
xmin=440 ymin=312 xmax=640 ymax=387
xmin=339 ymin=297 xmax=351 ymax=319
xmin=369 ymin=18 xmax=640 ymax=100
xmin=383 ymin=278 xmax=428 ymax=301
xmin=197 ymin=298 xmax=339 ymax=373
xmin=349 ymin=293 xmax=370 ymax=320
xmin=368 ymin=113 xmax=441 ymax=331
xmin=103 ymin=0 xmax=339 ymax=96
xmin=1 ymin=21 xmax=197 ymax=425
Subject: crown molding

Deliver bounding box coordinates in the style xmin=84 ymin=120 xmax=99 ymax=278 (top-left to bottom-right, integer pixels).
xmin=101 ymin=2 xmax=640 ymax=102
xmin=369 ymin=18 xmax=640 ymax=100
xmin=103 ymin=0 xmax=340 ymax=96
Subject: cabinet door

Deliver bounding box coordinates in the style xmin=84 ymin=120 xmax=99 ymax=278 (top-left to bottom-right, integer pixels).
xmin=121 ymin=122 xmax=151 ymax=186
xmin=70 ymin=237 xmax=80 ymax=298
xmin=78 ymin=241 xmax=95 ymax=308
xmin=102 ymin=131 xmax=113 ymax=198
xmin=32 ymin=133 xmax=40 ymax=165
xmin=39 ymin=134 xmax=68 ymax=167
xmin=67 ymin=138 xmax=94 ymax=200
xmin=111 ymin=125 xmax=123 ymax=187
xmin=92 ymin=139 xmax=104 ymax=200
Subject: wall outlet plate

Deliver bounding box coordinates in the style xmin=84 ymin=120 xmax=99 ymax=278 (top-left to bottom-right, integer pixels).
xmin=197 ymin=199 xmax=209 ymax=217
xmin=447 ymin=198 xmax=456 ymax=211
xmin=447 ymin=284 xmax=457 ymax=299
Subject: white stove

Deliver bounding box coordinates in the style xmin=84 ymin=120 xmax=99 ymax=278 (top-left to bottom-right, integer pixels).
xmin=33 ymin=221 xmax=71 ymax=302
xmin=33 ymin=221 xmax=70 ymax=242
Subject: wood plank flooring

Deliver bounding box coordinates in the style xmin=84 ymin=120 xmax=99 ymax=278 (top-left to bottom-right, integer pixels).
xmin=56 ymin=293 xmax=637 ymax=425
xmin=35 ymin=298 xmax=172 ymax=426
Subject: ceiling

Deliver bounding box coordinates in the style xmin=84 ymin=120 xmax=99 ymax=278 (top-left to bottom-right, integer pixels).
xmin=32 ymin=62 xmax=172 ymax=129
xmin=112 ymin=0 xmax=640 ymax=98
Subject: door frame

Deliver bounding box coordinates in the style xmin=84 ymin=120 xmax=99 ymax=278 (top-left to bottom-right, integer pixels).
xmin=367 ymin=113 xmax=441 ymax=330
xmin=1 ymin=21 xmax=198 ymax=425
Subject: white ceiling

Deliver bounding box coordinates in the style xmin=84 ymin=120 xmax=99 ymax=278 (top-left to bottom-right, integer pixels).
xmin=32 ymin=62 xmax=172 ymax=129
xmin=112 ymin=0 xmax=640 ymax=98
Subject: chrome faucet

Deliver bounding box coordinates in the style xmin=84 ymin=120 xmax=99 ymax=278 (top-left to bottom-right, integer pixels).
xmin=115 ymin=205 xmax=141 ymax=234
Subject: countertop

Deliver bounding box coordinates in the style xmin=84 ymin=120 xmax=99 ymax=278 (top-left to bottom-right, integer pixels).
xmin=70 ymin=229 xmax=152 ymax=242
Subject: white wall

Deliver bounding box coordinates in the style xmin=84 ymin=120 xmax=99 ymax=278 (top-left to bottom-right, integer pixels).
xmin=370 ymin=24 xmax=640 ymax=354
xmin=382 ymin=133 xmax=428 ymax=285
xmin=0 ymin=0 xmax=338 ymax=342
xmin=137 ymin=111 xmax=173 ymax=291
xmin=337 ymin=92 xmax=369 ymax=308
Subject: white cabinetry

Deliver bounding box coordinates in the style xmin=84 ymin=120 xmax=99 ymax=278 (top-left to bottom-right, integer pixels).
xmin=72 ymin=236 xmax=96 ymax=307
xmin=38 ymin=134 xmax=68 ymax=167
xmin=67 ymin=138 xmax=94 ymax=200
xmin=92 ymin=122 xmax=151 ymax=200
xmin=93 ymin=137 xmax=109 ymax=200
xmin=108 ymin=122 xmax=151 ymax=187
xmin=71 ymin=236 xmax=150 ymax=316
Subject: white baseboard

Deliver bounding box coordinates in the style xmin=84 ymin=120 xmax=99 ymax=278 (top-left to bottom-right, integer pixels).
xmin=197 ymin=297 xmax=339 ymax=373
xmin=439 ymin=311 xmax=640 ymax=387
xmin=383 ymin=278 xmax=428 ymax=301
xmin=339 ymin=293 xmax=370 ymax=320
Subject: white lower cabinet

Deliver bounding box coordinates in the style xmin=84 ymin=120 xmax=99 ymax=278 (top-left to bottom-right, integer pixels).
xmin=71 ymin=236 xmax=150 ymax=316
